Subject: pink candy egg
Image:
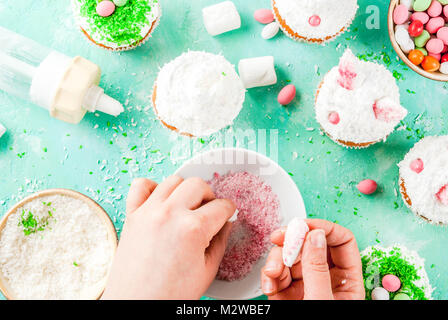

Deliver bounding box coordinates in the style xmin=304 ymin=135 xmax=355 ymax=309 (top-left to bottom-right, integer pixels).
xmin=328 ymin=112 xmax=340 ymax=125
xmin=426 ymin=17 xmax=445 ymax=34
xmin=427 ymin=38 xmax=445 ymax=54
xmin=436 ymin=184 xmax=448 ymax=205
xmin=410 ymin=158 xmax=424 ymax=173
xmin=254 ymin=9 xmax=274 ymax=24
xmin=382 ymin=275 xmax=401 ymax=293
xmin=429 ymin=52 xmax=441 ymax=60
xmin=393 ymin=4 xmax=410 ymax=25
xmin=411 ymin=11 xmax=430 ymax=24
xmin=444 ymin=5 xmax=448 ymax=19
xmin=96 ymin=0 xmax=115 ymax=17
xmin=437 ymin=27 xmax=448 ymax=45
xmin=428 ymin=0 xmax=443 ymax=17
xmin=309 ymin=15 xmax=321 ymax=27
xmin=277 ymin=84 xmax=296 ymax=105
xmin=357 ymin=179 xmax=377 ymax=195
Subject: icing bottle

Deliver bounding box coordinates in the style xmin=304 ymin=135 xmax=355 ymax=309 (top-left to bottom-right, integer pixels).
xmin=0 ymin=26 xmax=123 ymax=124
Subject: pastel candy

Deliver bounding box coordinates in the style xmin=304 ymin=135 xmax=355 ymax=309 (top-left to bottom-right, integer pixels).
xmin=371 ymin=287 xmax=390 ymax=300
xmin=400 ymin=0 xmax=414 ymax=10
xmin=410 ymin=158 xmax=424 ymax=173
xmin=357 ymin=179 xmax=378 ymax=195
xmin=436 ymin=184 xmax=448 ymax=205
xmin=282 ymin=218 xmax=309 ymax=267
xmin=238 ymin=56 xmax=277 ymax=89
xmin=113 ymin=0 xmax=127 ymax=6
xmin=428 ymin=0 xmax=443 ymax=17
xmin=415 ymin=30 xmax=431 ymax=47
xmin=440 ymin=61 xmax=448 ymax=74
xmin=254 ymin=8 xmax=274 ymax=24
xmin=444 ymin=5 xmax=448 ymax=18
xmin=394 ymin=4 xmax=410 ymax=24
xmin=426 ymin=17 xmax=444 ymax=33
xmin=396 ymin=27 xmax=412 ymax=47
xmin=277 ymin=84 xmax=296 ymax=105
xmin=437 ymin=27 xmax=448 ymax=45
xmin=427 ymin=38 xmax=445 ymax=53
xmin=394 ymin=293 xmax=411 ymax=300
xmin=413 ymin=0 xmax=432 ymax=11
xmin=202 ymin=1 xmax=241 ymax=36
xmin=411 ymin=11 xmax=430 ymax=24
xmin=262 ymin=22 xmax=280 ymax=39
xmin=96 ymin=0 xmax=115 ymax=17
xmin=429 ymin=52 xmax=441 ymax=60
xmin=382 ymin=274 xmax=401 ymax=292
xmin=328 ymin=111 xmax=340 ymax=125
xmin=416 ymin=47 xmax=428 ymax=55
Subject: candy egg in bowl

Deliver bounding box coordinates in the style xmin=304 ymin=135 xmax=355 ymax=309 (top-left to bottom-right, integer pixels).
xmin=388 ymin=0 xmax=448 ymax=81
xmin=175 ymin=148 xmax=307 ymax=300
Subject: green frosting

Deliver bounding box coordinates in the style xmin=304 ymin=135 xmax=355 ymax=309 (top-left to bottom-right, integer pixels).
xmin=362 ymin=246 xmax=430 ymax=300
xmin=77 ymin=0 xmax=159 ymax=47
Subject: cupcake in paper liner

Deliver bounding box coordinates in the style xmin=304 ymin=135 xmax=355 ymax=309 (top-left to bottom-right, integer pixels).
xmin=272 ymin=0 xmax=358 ymax=44
xmin=361 ymin=245 xmax=433 ymax=300
xmin=152 ymin=51 xmax=246 ymax=138
xmin=315 ymin=48 xmax=407 ymax=149
xmin=72 ymin=0 xmax=161 ymax=51
xmin=398 ymin=136 xmax=448 ymax=225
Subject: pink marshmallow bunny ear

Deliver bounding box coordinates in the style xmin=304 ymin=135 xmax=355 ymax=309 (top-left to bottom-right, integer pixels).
xmin=373 ymin=97 xmax=407 ymax=122
xmin=436 ymin=184 xmax=448 ymax=205
xmin=337 ymin=49 xmax=358 ymax=90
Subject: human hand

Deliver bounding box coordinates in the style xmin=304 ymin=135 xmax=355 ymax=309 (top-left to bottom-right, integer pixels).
xmin=261 ymin=219 xmax=365 ymax=300
xmin=102 ymin=176 xmax=236 ymax=300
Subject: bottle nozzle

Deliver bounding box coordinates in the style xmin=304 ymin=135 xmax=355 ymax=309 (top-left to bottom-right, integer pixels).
xmin=83 ymin=85 xmax=124 ymax=117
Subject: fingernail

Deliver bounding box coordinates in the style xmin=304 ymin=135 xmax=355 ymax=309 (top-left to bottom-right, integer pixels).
xmin=264 ymin=261 xmax=281 ymax=273
xmin=310 ymin=230 xmax=326 ymax=248
xmin=262 ymin=279 xmax=274 ymax=294
xmin=271 ymin=228 xmax=284 ymax=238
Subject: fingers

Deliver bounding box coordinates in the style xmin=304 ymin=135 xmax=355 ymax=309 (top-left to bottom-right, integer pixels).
xmin=168 ymin=177 xmax=216 ymax=209
xmin=149 ymin=175 xmax=184 ymax=201
xmin=126 ymin=178 xmax=158 ymax=214
xmin=263 ymin=247 xmax=284 ymax=278
xmin=204 ymin=222 xmax=233 ymax=273
xmin=262 ymin=247 xmax=292 ymax=296
xmin=194 ymin=198 xmax=236 ymax=241
xmin=301 ymin=229 xmax=333 ymax=300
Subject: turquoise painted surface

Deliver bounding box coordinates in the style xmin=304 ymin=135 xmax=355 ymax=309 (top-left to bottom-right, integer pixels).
xmin=0 ymin=0 xmax=447 ymax=300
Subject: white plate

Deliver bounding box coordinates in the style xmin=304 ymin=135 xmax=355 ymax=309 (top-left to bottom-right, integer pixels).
xmin=175 ymin=148 xmax=307 ymax=300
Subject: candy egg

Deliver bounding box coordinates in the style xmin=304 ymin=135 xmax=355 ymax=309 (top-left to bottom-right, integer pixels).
xmin=309 ymin=15 xmax=321 ymax=27
xmin=262 ymin=22 xmax=280 ymax=39
xmin=394 ymin=4 xmax=410 ymax=24
xmin=400 ymin=0 xmax=414 ymax=10
xmin=415 ymin=30 xmax=431 ymax=48
xmin=401 ymin=38 xmax=416 ymax=54
xmin=410 ymin=158 xmax=424 ymax=173
xmin=357 ymin=179 xmax=378 ymax=195
xmin=413 ymin=0 xmax=432 ymax=12
xmin=409 ymin=20 xmax=424 ymax=37
xmin=408 ymin=49 xmax=425 ymax=65
xmin=394 ymin=293 xmax=411 ymax=300
xmin=113 ymin=0 xmax=127 ymax=6
xmin=277 ymin=84 xmax=296 ymax=105
xmin=416 ymin=47 xmax=428 ymax=55
xmin=437 ymin=27 xmax=448 ymax=46
xmin=426 ymin=38 xmax=444 ymax=54
xmin=429 ymin=52 xmax=441 ymax=61
xmin=442 ymin=54 xmax=448 ymax=63
xmin=371 ymin=287 xmax=389 ymax=300
xmin=411 ymin=11 xmax=430 ymax=24
xmin=426 ymin=17 xmax=445 ymax=34
xmin=436 ymin=184 xmax=448 ymax=205
xmin=254 ymin=9 xmax=274 ymax=24
xmin=421 ymin=55 xmax=441 ymax=71
xmin=328 ymin=112 xmax=340 ymax=125
xmin=382 ymin=274 xmax=401 ymax=292
xmin=440 ymin=62 xmax=448 ymax=74
xmin=96 ymin=0 xmax=116 ymax=17
xmin=444 ymin=4 xmax=448 ymax=18
xmin=428 ymin=0 xmax=443 ymax=17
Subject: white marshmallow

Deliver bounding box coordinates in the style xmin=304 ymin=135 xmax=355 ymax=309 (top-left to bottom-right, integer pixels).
xmin=261 ymin=22 xmax=280 ymax=40
xmin=0 ymin=123 xmax=5 ymax=138
xmin=238 ymin=56 xmax=277 ymax=89
xmin=202 ymin=1 xmax=241 ymax=36
xmin=440 ymin=62 xmax=448 ymax=75
xmin=282 ymin=218 xmax=309 ymax=267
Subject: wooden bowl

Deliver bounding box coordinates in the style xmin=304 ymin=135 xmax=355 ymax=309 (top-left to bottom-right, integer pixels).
xmin=0 ymin=189 xmax=118 ymax=300
xmin=388 ymin=0 xmax=448 ymax=82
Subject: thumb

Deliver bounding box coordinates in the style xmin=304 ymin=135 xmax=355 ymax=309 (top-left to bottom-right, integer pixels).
xmin=302 ymin=229 xmax=333 ymax=300
xmin=205 ymin=222 xmax=233 ymax=273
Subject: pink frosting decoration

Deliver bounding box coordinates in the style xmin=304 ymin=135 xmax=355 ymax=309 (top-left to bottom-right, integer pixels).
xmin=373 ymin=97 xmax=407 ymax=122
xmin=410 ymin=158 xmax=424 ymax=173
xmin=436 ymin=184 xmax=448 ymax=205
xmin=337 ymin=51 xmax=358 ymax=90
xmin=328 ymin=111 xmax=340 ymax=125
xmin=308 ymin=15 xmax=321 ymax=27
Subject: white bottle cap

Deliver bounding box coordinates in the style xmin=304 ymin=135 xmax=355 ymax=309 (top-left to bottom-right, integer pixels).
xmin=83 ymin=85 xmax=124 ymax=117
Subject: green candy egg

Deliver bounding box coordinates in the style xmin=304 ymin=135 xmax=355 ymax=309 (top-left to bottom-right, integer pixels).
xmin=416 ymin=47 xmax=428 ymax=55
xmin=414 ymin=30 xmax=430 ymax=48
xmin=438 ymin=0 xmax=448 ymax=5
xmin=113 ymin=0 xmax=128 ymax=6
xmin=393 ymin=293 xmax=411 ymax=300
xmin=413 ymin=0 xmax=432 ymax=11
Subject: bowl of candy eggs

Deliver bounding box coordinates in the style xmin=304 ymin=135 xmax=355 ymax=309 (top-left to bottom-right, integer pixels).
xmin=388 ymin=0 xmax=448 ymax=81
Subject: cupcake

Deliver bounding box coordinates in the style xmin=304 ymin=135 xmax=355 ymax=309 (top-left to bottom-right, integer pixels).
xmin=361 ymin=245 xmax=432 ymax=300
xmin=315 ymin=49 xmax=408 ymax=148
xmin=152 ymin=51 xmax=246 ymax=137
xmin=272 ymin=0 xmax=358 ymax=44
xmin=398 ymin=136 xmax=448 ymax=225
xmin=72 ymin=0 xmax=161 ymax=51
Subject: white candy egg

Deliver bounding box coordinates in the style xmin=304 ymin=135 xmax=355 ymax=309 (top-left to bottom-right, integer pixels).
xmin=261 ymin=22 xmax=280 ymax=40
xmin=372 ymin=287 xmax=390 ymax=300
xmin=440 ymin=62 xmax=448 ymax=75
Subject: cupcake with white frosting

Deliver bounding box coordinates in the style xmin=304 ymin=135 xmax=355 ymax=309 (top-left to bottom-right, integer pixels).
xmin=272 ymin=0 xmax=358 ymax=44
xmin=398 ymin=136 xmax=448 ymax=225
xmin=315 ymin=49 xmax=408 ymax=148
xmin=152 ymin=51 xmax=246 ymax=137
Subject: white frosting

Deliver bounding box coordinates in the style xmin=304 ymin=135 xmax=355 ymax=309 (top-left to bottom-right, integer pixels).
xmin=399 ymin=136 xmax=448 ymax=225
xmin=72 ymin=0 xmax=160 ymax=50
xmin=154 ymin=51 xmax=246 ymax=137
xmin=316 ymin=49 xmax=407 ymax=144
xmin=361 ymin=245 xmax=433 ymax=300
xmin=274 ymin=0 xmax=358 ymax=39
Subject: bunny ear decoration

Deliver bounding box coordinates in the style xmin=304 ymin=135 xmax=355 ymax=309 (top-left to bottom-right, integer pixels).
xmin=337 ymin=49 xmax=358 ymax=90
xmin=436 ymin=184 xmax=448 ymax=206
xmin=373 ymin=97 xmax=408 ymax=122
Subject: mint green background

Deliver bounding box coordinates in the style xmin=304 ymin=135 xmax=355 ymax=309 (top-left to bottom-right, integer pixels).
xmin=0 ymin=0 xmax=447 ymax=300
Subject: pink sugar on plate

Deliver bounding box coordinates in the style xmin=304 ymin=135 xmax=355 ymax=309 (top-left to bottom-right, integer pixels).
xmin=208 ymin=171 xmax=280 ymax=282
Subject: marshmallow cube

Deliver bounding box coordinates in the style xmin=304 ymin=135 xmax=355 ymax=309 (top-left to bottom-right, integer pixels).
xmin=0 ymin=123 xmax=5 ymax=138
xmin=202 ymin=1 xmax=241 ymax=36
xmin=282 ymin=218 xmax=309 ymax=267
xmin=238 ymin=56 xmax=277 ymax=89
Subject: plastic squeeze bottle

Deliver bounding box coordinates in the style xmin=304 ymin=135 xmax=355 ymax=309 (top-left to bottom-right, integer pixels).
xmin=0 ymin=26 xmax=123 ymax=124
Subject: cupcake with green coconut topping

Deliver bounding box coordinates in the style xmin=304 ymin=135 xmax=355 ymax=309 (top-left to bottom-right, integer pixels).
xmin=361 ymin=245 xmax=433 ymax=300
xmin=72 ymin=0 xmax=161 ymax=51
